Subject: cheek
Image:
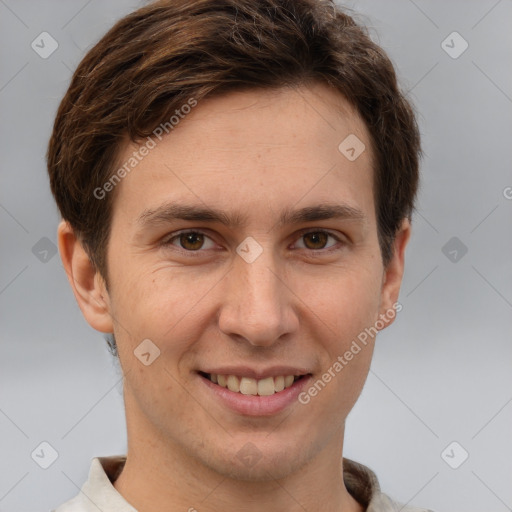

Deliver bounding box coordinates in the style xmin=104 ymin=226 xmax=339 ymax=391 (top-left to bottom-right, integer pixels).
xmin=301 ymin=263 xmax=382 ymax=343
xmin=108 ymin=262 xmax=222 ymax=361
xmin=323 ymin=296 xmax=380 ymax=387
xmin=298 ymin=280 xmax=379 ymax=419
xmin=339 ymin=286 xmax=381 ymax=339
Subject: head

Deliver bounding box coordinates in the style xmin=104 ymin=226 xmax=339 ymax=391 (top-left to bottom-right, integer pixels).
xmin=48 ymin=0 xmax=420 ymax=482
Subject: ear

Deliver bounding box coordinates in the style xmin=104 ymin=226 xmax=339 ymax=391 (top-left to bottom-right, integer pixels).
xmin=57 ymin=220 xmax=114 ymax=333
xmin=377 ymin=218 xmax=411 ymax=329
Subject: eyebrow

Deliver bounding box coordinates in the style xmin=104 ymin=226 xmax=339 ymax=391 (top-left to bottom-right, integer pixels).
xmin=137 ymin=202 xmax=366 ymax=230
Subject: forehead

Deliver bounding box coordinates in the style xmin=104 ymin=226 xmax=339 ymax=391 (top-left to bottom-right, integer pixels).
xmin=110 ymin=83 xmax=375 ymax=228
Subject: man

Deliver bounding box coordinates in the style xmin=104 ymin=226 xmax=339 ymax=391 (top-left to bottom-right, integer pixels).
xmin=48 ymin=0 xmax=431 ymax=510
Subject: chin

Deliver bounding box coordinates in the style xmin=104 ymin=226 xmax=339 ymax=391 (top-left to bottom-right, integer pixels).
xmin=203 ymin=437 xmax=315 ymax=482
xmin=218 ymin=456 xmax=301 ymax=482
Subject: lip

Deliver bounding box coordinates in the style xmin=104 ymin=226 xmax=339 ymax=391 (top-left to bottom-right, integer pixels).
xmin=197 ymin=371 xmax=312 ymax=417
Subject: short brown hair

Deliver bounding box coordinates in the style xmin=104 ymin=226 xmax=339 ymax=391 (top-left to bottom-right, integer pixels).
xmin=47 ymin=0 xmax=420 ymax=282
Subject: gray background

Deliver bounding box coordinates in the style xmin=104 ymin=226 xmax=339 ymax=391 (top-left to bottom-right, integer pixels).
xmin=1 ymin=1 xmax=511 ymax=511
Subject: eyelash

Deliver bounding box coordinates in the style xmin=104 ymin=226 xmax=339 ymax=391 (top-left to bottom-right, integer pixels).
xmin=161 ymin=228 xmax=345 ymax=256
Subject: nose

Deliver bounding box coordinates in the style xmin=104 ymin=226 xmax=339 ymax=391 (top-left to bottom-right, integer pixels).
xmin=218 ymin=246 xmax=298 ymax=347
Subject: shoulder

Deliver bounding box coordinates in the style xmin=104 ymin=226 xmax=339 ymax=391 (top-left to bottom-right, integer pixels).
xmin=368 ymin=491 xmax=436 ymax=512
xmin=51 ymin=455 xmax=132 ymax=512
xmin=50 ymin=494 xmax=86 ymax=512
xmin=343 ymin=457 xmax=435 ymax=512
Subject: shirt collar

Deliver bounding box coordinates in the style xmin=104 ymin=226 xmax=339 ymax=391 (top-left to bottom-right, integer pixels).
xmin=56 ymin=455 xmax=412 ymax=512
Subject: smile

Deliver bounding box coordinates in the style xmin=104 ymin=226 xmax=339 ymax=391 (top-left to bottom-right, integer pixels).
xmin=199 ymin=372 xmax=304 ymax=396
xmin=197 ymin=367 xmax=313 ymax=416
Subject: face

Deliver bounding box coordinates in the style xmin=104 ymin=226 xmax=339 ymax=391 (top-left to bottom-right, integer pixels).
xmin=69 ymin=82 xmax=408 ymax=481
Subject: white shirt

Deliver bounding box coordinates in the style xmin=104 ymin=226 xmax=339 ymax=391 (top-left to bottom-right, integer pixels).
xmin=52 ymin=455 xmax=434 ymax=512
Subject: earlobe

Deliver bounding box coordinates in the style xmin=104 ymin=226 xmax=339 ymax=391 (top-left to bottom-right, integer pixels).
xmin=57 ymin=220 xmax=114 ymax=333
xmin=377 ymin=218 xmax=411 ymax=329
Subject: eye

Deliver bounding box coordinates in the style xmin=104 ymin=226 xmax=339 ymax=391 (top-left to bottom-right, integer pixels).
xmin=294 ymin=230 xmax=342 ymax=251
xmin=162 ymin=229 xmax=344 ymax=254
xmin=164 ymin=230 xmax=216 ymax=251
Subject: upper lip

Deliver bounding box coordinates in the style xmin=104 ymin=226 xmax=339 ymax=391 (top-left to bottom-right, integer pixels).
xmin=198 ymin=366 xmax=311 ymax=380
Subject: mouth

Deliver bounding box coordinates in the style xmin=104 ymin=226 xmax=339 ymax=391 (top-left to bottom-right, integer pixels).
xmin=198 ymin=371 xmax=308 ymax=396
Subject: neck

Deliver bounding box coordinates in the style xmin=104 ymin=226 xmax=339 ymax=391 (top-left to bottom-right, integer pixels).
xmin=114 ymin=435 xmax=363 ymax=512
xmin=114 ymin=391 xmax=364 ymax=512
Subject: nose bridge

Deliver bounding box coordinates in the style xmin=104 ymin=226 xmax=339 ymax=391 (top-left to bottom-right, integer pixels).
xmin=219 ymin=241 xmax=296 ymax=346
xmin=243 ymin=250 xmax=282 ymax=309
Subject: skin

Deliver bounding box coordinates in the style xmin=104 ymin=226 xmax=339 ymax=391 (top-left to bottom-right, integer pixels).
xmin=59 ymin=82 xmax=410 ymax=512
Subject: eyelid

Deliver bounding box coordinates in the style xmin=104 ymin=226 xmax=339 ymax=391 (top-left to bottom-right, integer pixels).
xmin=162 ymin=228 xmax=346 ymax=253
xmin=292 ymin=228 xmax=345 ymax=250
xmin=161 ymin=229 xmax=218 ymax=253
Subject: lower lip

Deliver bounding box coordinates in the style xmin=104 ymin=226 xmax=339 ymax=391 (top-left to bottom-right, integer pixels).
xmin=198 ymin=373 xmax=312 ymax=417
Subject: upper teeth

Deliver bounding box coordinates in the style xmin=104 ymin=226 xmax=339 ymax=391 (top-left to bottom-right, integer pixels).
xmin=209 ymin=374 xmax=296 ymax=395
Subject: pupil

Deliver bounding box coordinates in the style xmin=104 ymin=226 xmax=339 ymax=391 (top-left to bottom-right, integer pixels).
xmin=305 ymin=232 xmax=327 ymax=249
xmin=181 ymin=232 xmax=203 ymax=250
